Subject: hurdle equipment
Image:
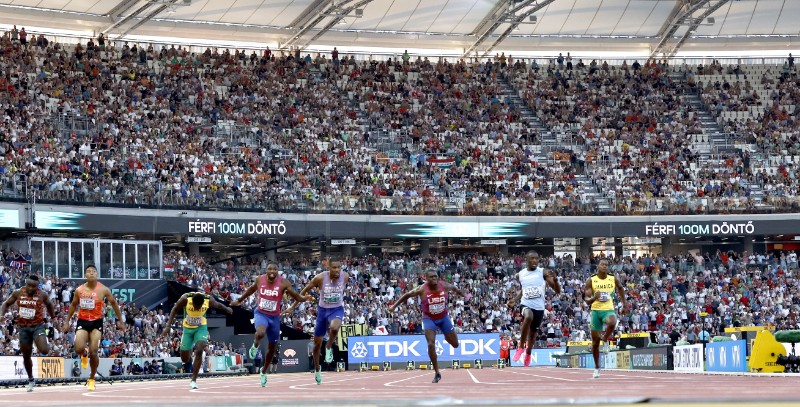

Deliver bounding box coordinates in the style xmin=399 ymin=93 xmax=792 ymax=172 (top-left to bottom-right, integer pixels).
xmin=474 ymin=359 xmax=483 ymax=369
xmin=383 ymin=361 xmax=391 ymax=371
xmin=406 ymin=361 xmax=415 ymax=370
xmin=359 ymin=361 xmax=368 ymax=372
xmin=451 ymin=359 xmax=460 ymax=369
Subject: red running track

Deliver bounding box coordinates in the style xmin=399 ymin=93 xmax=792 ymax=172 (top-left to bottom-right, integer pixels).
xmin=0 ymin=367 xmax=798 ymax=406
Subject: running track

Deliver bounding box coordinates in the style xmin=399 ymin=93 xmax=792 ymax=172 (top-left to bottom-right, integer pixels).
xmin=1 ymin=367 xmax=797 ymax=406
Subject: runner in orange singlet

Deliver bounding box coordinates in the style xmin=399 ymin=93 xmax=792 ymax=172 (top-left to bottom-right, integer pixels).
xmin=62 ymin=265 xmax=124 ymax=391
xmin=0 ymin=275 xmax=56 ymax=392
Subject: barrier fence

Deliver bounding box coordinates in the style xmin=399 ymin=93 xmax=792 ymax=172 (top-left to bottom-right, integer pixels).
xmin=346 ymin=333 xmax=500 ymax=367
xmin=0 ymin=354 xmax=244 ymax=381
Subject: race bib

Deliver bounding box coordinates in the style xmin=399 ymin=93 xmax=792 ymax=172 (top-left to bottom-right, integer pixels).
xmin=258 ymin=298 xmax=277 ymax=312
xmin=323 ymin=294 xmax=341 ymax=304
xmin=185 ymin=316 xmax=203 ymax=326
xmin=523 ymin=286 xmax=543 ymax=299
xmin=429 ymin=303 xmax=446 ymax=314
xmin=598 ymin=292 xmax=611 ymax=302
xmin=19 ymin=307 xmax=36 ymax=319
xmin=79 ymin=298 xmax=95 ymax=310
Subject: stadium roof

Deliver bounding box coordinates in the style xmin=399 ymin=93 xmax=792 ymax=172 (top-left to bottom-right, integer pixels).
xmin=0 ymin=0 xmax=798 ymax=57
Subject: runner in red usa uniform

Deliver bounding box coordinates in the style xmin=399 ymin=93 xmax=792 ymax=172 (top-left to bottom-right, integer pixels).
xmin=232 ymin=263 xmax=311 ymax=388
xmin=389 ymin=269 xmax=469 ymax=383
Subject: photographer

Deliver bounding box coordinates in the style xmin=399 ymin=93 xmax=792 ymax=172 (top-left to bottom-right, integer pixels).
xmin=109 ymin=359 xmax=123 ymax=376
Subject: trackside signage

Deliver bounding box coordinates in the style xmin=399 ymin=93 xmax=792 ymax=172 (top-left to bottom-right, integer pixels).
xmin=673 ymin=344 xmax=704 ymax=372
xmin=706 ymin=340 xmax=747 ymax=372
xmin=347 ymin=334 xmax=499 ymax=363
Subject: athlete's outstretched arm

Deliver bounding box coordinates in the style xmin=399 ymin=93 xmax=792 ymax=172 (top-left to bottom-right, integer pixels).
xmin=544 ymin=269 xmax=562 ymax=294
xmin=446 ymin=282 xmax=468 ymax=298
xmin=298 ymin=274 xmax=323 ymax=297
xmin=285 ymin=274 xmax=322 ymax=312
xmin=61 ymin=291 xmax=81 ymax=333
xmin=231 ymin=279 xmax=259 ymax=307
xmin=614 ymin=275 xmax=628 ymax=315
xmin=163 ymin=294 xmax=189 ymax=336
xmin=41 ymin=290 xmax=56 ymax=320
xmin=104 ymin=286 xmax=125 ymax=331
xmin=583 ymin=279 xmax=599 ymax=306
xmin=507 ymin=273 xmax=522 ymax=307
xmin=0 ymin=290 xmax=20 ymax=323
xmin=283 ymin=279 xmax=313 ymax=303
xmin=208 ymin=296 xmax=233 ymax=315
xmin=388 ymin=286 xmax=422 ymax=313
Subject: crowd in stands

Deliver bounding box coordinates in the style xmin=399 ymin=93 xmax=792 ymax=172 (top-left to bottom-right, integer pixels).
xmin=168 ymin=248 xmax=800 ymax=348
xmin=0 ymin=241 xmax=798 ymax=360
xmin=0 ymin=30 xmax=798 ymax=215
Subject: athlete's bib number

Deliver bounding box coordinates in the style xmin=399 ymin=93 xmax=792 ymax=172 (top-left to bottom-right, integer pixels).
xmin=323 ymin=294 xmax=341 ymax=304
xmin=79 ymin=298 xmax=95 ymax=310
xmin=259 ymin=298 xmax=277 ymax=312
xmin=18 ymin=307 xmax=36 ymax=319
xmin=185 ymin=316 xmax=203 ymax=326
xmin=598 ymin=292 xmax=611 ymax=302
xmin=429 ymin=303 xmax=446 ymax=314
xmin=523 ymin=287 xmax=543 ymax=299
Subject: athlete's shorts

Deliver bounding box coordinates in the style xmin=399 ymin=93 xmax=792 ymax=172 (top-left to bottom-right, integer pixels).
xmin=254 ymin=311 xmax=281 ymax=343
xmin=19 ymin=324 xmax=46 ymax=345
xmin=590 ymin=310 xmax=617 ymax=331
xmin=314 ymin=306 xmax=344 ymax=337
xmin=76 ymin=319 xmax=103 ymax=335
xmin=422 ymin=315 xmax=455 ymax=335
xmin=180 ymin=325 xmax=209 ymax=351
xmin=520 ymin=307 xmax=545 ymax=332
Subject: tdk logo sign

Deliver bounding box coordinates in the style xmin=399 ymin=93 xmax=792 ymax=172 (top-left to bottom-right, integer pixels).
xmin=349 ymin=334 xmax=498 ymax=362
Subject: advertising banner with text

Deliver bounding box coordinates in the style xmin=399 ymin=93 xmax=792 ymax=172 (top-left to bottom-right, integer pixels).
xmin=0 ymin=356 xmax=25 ymax=380
xmin=347 ymin=333 xmax=499 ymax=364
xmin=673 ymin=344 xmax=704 ymax=372
xmin=31 ymin=206 xmax=800 ymax=238
xmin=630 ymin=346 xmax=672 ymax=371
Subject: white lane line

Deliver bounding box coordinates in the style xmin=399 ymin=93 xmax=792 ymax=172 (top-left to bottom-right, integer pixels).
xmin=505 ymin=369 xmax=579 ymax=382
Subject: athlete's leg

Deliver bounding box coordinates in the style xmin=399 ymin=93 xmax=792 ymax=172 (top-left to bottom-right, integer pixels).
xmin=88 ymin=329 xmax=102 ymax=380
xmin=522 ymin=310 xmax=544 ymax=366
xmin=312 ymin=336 xmax=323 ymax=371
xmin=19 ymin=341 xmax=34 ymax=381
xmin=424 ymin=328 xmax=439 ymax=372
xmin=441 ymin=317 xmax=459 ymax=348
xmin=262 ymin=342 xmax=278 ymax=374
xmin=323 ymin=308 xmax=344 ymax=364
xmin=179 ymin=329 xmax=195 ymax=373
xmin=33 ymin=329 xmax=51 ymax=355
xmin=590 ymin=329 xmax=602 ymax=368
xmin=192 ymin=340 xmax=207 ymax=382
xmin=313 ymin=308 xmax=329 ymax=372
xmin=603 ymin=314 xmax=618 ymax=343
xmin=253 ymin=325 xmax=266 ymax=351
xmin=325 ymin=317 xmax=342 ymax=352
xmin=517 ymin=308 xmax=534 ymax=349
xmin=73 ymin=329 xmax=89 ymax=359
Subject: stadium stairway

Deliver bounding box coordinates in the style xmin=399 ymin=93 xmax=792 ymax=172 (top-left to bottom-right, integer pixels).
xmin=498 ymin=75 xmax=551 ymax=136
xmin=683 ymin=91 xmax=737 ymax=154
